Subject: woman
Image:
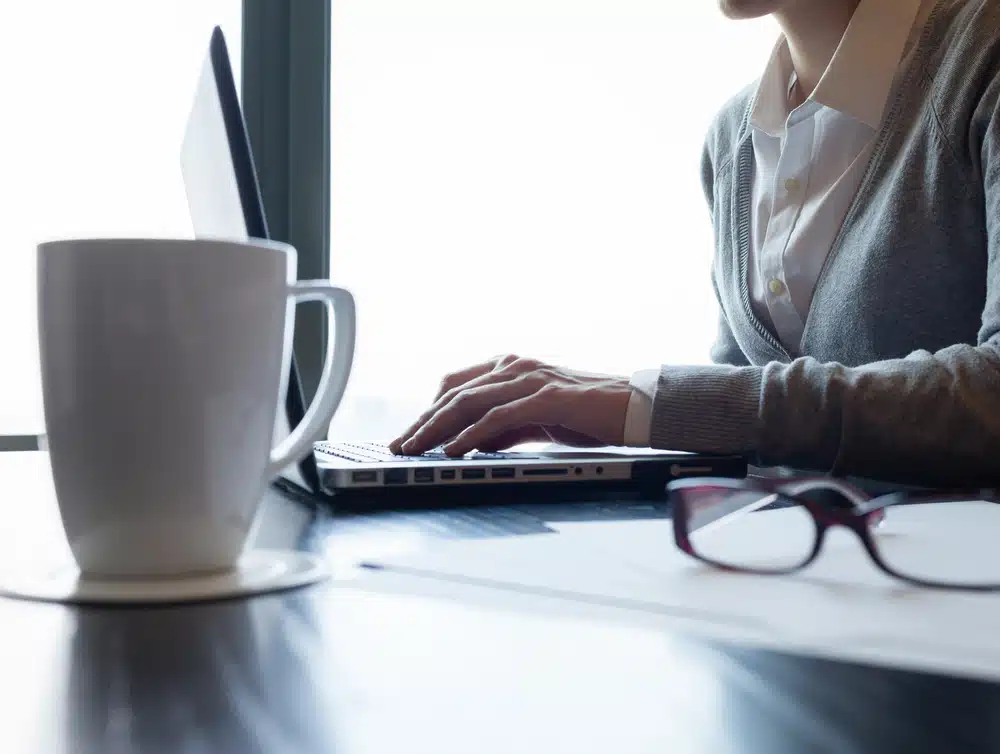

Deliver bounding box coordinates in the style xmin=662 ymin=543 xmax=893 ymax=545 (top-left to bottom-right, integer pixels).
xmin=391 ymin=0 xmax=1000 ymax=487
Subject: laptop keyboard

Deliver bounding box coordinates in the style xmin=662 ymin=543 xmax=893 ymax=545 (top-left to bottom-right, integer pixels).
xmin=315 ymin=441 xmax=534 ymax=464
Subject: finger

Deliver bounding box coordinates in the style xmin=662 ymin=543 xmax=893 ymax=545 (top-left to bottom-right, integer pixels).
xmin=393 ymin=371 xmax=519 ymax=452
xmin=393 ymin=367 xmax=533 ymax=451
xmin=432 ymin=353 xmax=539 ymax=402
xmin=443 ymin=386 xmax=564 ymax=456
xmin=432 ymin=357 xmax=503 ymax=402
xmin=401 ymin=377 xmax=539 ymax=454
xmin=401 ymin=376 xmax=544 ymax=455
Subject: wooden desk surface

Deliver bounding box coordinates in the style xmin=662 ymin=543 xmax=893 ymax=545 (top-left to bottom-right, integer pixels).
xmin=1 ymin=453 xmax=999 ymax=754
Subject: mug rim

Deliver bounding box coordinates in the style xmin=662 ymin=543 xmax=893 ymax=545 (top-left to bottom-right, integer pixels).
xmin=37 ymin=236 xmax=295 ymax=258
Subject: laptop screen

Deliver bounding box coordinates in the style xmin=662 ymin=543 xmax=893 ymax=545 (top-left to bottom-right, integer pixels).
xmin=179 ymin=48 xmax=248 ymax=239
xmin=180 ymin=27 xmax=317 ymax=493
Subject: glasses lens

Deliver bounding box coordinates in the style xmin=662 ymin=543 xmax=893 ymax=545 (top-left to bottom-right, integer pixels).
xmin=680 ymin=486 xmax=816 ymax=573
xmin=871 ymin=499 xmax=1000 ymax=587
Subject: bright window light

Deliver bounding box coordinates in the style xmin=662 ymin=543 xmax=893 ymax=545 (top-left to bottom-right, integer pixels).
xmin=0 ymin=2 xmax=240 ymax=434
xmin=329 ymin=1 xmax=778 ymax=441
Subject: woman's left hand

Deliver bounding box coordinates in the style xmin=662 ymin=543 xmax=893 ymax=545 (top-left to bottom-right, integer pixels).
xmin=389 ymin=354 xmax=634 ymax=457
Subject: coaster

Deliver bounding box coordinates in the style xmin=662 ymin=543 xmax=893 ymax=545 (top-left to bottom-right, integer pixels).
xmin=0 ymin=549 xmax=328 ymax=606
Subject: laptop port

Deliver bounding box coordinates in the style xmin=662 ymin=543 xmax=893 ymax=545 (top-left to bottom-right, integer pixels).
xmin=521 ymin=467 xmax=569 ymax=477
xmin=384 ymin=469 xmax=408 ymax=485
xmin=491 ymin=467 xmax=515 ymax=479
xmin=351 ymin=470 xmax=377 ymax=484
xmin=414 ymin=468 xmax=434 ymax=484
xmin=440 ymin=469 xmax=456 ymax=480
xmin=461 ymin=468 xmax=487 ymax=480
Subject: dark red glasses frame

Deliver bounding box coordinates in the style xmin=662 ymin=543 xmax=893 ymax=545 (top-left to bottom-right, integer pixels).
xmin=667 ymin=476 xmax=1000 ymax=591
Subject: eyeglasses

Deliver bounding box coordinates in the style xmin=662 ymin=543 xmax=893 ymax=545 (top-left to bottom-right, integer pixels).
xmin=666 ymin=476 xmax=1000 ymax=591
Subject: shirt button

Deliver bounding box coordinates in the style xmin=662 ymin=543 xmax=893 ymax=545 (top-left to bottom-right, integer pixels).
xmin=784 ymin=177 xmax=802 ymax=194
xmin=768 ymin=279 xmax=786 ymax=295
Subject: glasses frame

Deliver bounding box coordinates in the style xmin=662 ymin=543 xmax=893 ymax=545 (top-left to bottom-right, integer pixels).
xmin=667 ymin=476 xmax=1000 ymax=591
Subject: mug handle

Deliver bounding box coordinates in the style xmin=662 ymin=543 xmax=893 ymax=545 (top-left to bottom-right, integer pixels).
xmin=265 ymin=281 xmax=356 ymax=477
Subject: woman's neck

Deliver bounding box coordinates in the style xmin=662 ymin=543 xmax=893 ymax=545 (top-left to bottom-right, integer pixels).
xmin=775 ymin=0 xmax=861 ymax=101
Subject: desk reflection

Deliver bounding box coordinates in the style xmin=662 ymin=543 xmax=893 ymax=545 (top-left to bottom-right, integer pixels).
xmin=64 ymin=595 xmax=342 ymax=754
xmin=1 ymin=472 xmax=998 ymax=754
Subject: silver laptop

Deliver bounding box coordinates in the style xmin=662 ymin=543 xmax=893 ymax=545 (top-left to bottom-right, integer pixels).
xmin=181 ymin=27 xmax=747 ymax=500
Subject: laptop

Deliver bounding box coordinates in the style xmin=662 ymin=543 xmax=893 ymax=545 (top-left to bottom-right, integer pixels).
xmin=180 ymin=27 xmax=747 ymax=501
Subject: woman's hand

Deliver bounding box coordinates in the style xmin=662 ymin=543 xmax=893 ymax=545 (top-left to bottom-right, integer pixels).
xmin=389 ymin=355 xmax=633 ymax=456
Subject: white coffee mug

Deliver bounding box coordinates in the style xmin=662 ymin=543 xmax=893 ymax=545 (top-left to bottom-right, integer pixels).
xmin=37 ymin=237 xmax=355 ymax=578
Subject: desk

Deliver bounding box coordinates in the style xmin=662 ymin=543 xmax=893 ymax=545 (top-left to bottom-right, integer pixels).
xmin=1 ymin=453 xmax=999 ymax=754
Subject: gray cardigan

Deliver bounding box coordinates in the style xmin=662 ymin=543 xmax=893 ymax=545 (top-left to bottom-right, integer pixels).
xmin=650 ymin=0 xmax=1000 ymax=486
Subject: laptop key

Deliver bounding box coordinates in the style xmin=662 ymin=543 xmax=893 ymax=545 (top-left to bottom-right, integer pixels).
xmin=315 ymin=442 xmax=539 ymax=463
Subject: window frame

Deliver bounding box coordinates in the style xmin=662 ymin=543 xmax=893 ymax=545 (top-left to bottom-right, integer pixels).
xmin=242 ymin=0 xmax=333 ymax=404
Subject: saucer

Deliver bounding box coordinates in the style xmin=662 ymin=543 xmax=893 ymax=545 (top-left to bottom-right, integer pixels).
xmin=0 ymin=549 xmax=328 ymax=605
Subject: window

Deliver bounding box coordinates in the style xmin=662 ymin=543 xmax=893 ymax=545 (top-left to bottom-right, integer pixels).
xmin=0 ymin=2 xmax=241 ymax=434
xmin=328 ymin=2 xmax=777 ymax=441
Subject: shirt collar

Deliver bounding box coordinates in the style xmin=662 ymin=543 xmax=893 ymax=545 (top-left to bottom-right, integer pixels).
xmin=751 ymin=0 xmax=925 ymax=137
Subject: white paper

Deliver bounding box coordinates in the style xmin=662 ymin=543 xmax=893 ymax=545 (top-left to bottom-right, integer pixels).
xmin=363 ymin=502 xmax=1000 ymax=682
